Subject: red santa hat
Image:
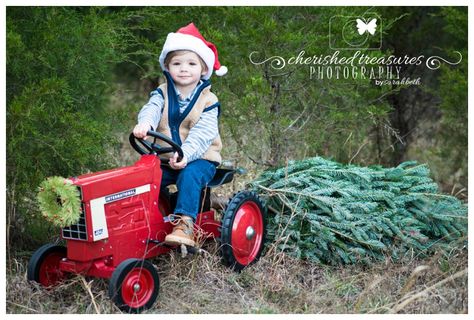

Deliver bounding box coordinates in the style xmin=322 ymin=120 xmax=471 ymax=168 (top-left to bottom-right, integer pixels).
xmin=159 ymin=23 xmax=227 ymax=80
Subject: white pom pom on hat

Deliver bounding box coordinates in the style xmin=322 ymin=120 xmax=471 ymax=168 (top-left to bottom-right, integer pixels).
xmin=215 ymin=65 xmax=228 ymax=76
xmin=159 ymin=23 xmax=227 ymax=80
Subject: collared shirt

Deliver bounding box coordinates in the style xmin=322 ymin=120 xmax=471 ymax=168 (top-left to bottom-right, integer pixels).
xmin=137 ymin=81 xmax=219 ymax=162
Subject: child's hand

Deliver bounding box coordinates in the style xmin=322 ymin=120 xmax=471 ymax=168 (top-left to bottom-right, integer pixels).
xmin=133 ymin=123 xmax=150 ymax=138
xmin=169 ymin=152 xmax=188 ymax=170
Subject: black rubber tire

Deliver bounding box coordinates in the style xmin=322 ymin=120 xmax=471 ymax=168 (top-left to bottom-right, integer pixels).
xmin=220 ymin=190 xmax=266 ymax=272
xmin=108 ymin=259 xmax=159 ymax=313
xmin=27 ymin=243 xmax=67 ymax=287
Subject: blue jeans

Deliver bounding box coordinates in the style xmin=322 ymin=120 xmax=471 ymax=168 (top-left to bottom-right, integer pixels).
xmin=160 ymin=159 xmax=217 ymax=221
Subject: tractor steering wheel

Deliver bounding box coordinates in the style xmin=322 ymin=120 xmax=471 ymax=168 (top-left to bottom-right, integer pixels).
xmin=129 ymin=130 xmax=184 ymax=161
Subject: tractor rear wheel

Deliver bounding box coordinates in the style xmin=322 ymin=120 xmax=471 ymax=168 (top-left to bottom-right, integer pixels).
xmin=220 ymin=190 xmax=266 ymax=271
xmin=27 ymin=243 xmax=68 ymax=287
xmin=108 ymin=259 xmax=159 ymax=313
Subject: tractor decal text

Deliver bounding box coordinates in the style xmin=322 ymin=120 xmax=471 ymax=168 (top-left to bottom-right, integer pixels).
xmin=105 ymin=189 xmax=137 ymax=203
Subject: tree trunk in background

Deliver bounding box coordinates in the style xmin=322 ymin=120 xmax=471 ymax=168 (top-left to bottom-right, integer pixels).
xmin=382 ymin=7 xmax=444 ymax=166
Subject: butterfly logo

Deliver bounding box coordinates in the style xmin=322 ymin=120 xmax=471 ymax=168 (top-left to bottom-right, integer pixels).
xmin=356 ymin=18 xmax=377 ymax=35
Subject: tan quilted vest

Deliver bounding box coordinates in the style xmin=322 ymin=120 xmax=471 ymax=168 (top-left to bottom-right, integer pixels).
xmin=156 ymin=79 xmax=222 ymax=164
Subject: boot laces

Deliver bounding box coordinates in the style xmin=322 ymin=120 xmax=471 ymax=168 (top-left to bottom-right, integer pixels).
xmin=169 ymin=215 xmax=193 ymax=234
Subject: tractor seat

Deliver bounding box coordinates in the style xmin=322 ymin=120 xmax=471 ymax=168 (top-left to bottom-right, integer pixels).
xmin=208 ymin=168 xmax=235 ymax=188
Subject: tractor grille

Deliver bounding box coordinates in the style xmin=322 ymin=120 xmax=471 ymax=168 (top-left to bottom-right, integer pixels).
xmin=62 ymin=187 xmax=88 ymax=240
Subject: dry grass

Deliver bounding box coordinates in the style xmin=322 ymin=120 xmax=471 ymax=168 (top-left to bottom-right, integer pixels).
xmin=6 ymin=239 xmax=467 ymax=314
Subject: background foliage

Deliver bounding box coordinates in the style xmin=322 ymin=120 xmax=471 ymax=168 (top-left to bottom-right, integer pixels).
xmin=6 ymin=7 xmax=467 ymax=250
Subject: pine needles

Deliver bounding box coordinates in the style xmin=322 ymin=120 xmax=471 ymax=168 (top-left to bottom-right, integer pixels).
xmin=37 ymin=176 xmax=82 ymax=228
xmin=249 ymin=157 xmax=467 ymax=265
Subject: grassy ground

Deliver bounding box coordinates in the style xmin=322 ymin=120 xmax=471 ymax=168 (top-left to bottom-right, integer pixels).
xmin=6 ymin=238 xmax=467 ymax=314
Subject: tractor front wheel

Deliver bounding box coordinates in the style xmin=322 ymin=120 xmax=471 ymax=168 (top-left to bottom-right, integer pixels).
xmin=220 ymin=190 xmax=266 ymax=271
xmin=108 ymin=259 xmax=159 ymax=313
xmin=27 ymin=243 xmax=68 ymax=287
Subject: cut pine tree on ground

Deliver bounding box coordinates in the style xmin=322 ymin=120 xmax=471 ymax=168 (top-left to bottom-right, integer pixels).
xmin=250 ymin=156 xmax=467 ymax=265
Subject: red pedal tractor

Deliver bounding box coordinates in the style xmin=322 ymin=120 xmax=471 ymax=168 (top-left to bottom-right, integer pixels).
xmin=27 ymin=130 xmax=266 ymax=313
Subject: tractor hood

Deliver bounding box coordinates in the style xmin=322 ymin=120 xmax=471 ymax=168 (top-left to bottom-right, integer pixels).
xmin=70 ymin=155 xmax=162 ymax=201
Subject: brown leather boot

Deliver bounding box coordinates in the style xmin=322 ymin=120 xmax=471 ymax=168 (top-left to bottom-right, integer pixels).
xmin=164 ymin=215 xmax=195 ymax=247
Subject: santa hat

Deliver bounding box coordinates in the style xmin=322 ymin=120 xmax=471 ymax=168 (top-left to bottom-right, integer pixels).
xmin=159 ymin=23 xmax=227 ymax=80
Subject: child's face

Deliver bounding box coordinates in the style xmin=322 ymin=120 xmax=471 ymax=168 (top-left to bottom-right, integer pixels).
xmin=167 ymin=51 xmax=207 ymax=89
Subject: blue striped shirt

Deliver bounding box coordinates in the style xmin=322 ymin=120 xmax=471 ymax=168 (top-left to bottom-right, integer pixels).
xmin=137 ymin=81 xmax=219 ymax=163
